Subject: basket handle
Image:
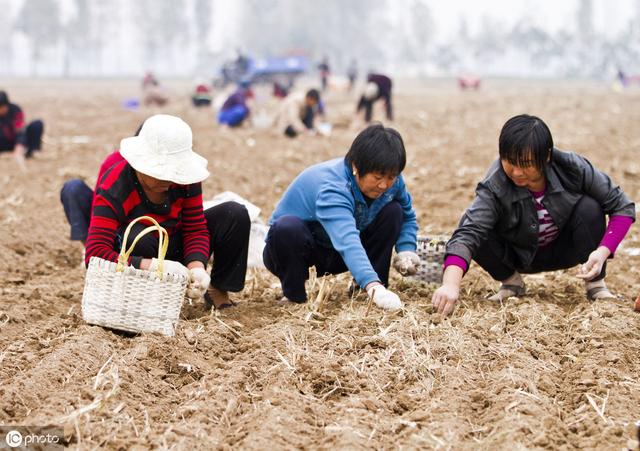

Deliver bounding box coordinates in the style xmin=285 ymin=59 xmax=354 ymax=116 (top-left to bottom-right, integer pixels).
xmin=116 ymin=216 xmax=169 ymax=279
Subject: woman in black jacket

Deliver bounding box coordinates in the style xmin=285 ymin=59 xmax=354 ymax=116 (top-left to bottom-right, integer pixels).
xmin=433 ymin=114 xmax=635 ymax=316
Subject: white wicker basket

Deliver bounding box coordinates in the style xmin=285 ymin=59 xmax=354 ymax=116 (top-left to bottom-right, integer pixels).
xmin=407 ymin=235 xmax=449 ymax=284
xmin=81 ymin=216 xmax=188 ymax=336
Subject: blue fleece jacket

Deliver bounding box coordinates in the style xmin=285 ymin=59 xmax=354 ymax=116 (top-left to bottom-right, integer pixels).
xmin=269 ymin=157 xmax=418 ymax=288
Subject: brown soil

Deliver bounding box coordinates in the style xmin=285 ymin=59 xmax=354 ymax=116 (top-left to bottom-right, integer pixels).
xmin=1 ymin=79 xmax=639 ymax=450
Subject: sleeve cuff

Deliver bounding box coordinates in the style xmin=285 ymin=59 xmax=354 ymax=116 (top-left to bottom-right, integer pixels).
xmin=599 ymin=215 xmax=634 ymax=256
xmin=444 ymin=255 xmax=468 ymax=273
xmin=184 ymin=252 xmax=210 ymax=267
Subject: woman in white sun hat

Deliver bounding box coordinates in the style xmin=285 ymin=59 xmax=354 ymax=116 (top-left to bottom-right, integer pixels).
xmin=84 ymin=114 xmax=250 ymax=309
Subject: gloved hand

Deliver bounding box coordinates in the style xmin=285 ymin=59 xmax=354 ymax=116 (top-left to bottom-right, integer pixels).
xmin=366 ymin=283 xmax=403 ymax=310
xmin=187 ymin=267 xmax=210 ymax=300
xmin=149 ymin=258 xmax=189 ymax=279
xmin=392 ymin=251 xmax=420 ymax=276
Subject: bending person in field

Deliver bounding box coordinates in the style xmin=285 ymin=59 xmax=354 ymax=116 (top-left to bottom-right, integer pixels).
xmin=217 ymin=81 xmax=254 ymax=127
xmin=276 ymin=89 xmax=321 ymax=138
xmin=84 ymin=114 xmax=251 ymax=310
xmin=0 ymin=90 xmax=44 ymax=166
xmin=263 ymin=124 xmax=420 ymax=310
xmin=355 ymin=73 xmax=393 ymax=124
xmin=432 ymin=114 xmax=636 ymax=316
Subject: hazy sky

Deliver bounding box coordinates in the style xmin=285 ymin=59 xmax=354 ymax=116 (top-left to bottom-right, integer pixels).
xmin=430 ymin=0 xmax=636 ymax=43
xmin=8 ymin=0 xmax=637 ymax=40
xmin=4 ymin=0 xmax=638 ymax=77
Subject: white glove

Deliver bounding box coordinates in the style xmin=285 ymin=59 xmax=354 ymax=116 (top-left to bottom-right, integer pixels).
xmin=187 ymin=267 xmax=210 ymax=300
xmin=392 ymin=251 xmax=420 ymax=276
xmin=366 ymin=283 xmax=403 ymax=310
xmin=150 ymin=258 xmax=189 ymax=279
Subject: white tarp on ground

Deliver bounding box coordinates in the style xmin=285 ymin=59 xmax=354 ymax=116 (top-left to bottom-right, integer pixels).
xmin=203 ymin=191 xmax=268 ymax=269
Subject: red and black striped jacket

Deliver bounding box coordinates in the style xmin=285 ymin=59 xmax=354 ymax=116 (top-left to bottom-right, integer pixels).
xmin=85 ymin=160 xmax=210 ymax=268
xmin=0 ymin=103 xmax=25 ymax=150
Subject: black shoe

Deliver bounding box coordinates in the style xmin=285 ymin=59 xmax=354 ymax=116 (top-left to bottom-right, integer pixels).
xmin=348 ymin=279 xmax=361 ymax=297
xmin=203 ymin=292 xmax=235 ymax=310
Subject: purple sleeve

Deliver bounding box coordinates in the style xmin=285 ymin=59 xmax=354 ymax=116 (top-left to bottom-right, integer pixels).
xmin=444 ymin=255 xmax=468 ymax=273
xmin=600 ymin=215 xmax=633 ymax=255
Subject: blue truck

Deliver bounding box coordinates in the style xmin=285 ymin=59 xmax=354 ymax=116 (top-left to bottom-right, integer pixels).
xmin=216 ymin=54 xmax=309 ymax=87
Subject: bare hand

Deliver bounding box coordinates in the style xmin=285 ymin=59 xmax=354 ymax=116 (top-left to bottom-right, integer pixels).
xmin=432 ymin=284 xmax=459 ymax=316
xmin=576 ymin=246 xmax=610 ymax=280
xmin=13 ymin=144 xmax=27 ymax=172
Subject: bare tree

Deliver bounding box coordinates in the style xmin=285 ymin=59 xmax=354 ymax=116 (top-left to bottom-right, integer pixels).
xmin=194 ymin=0 xmax=214 ymax=72
xmin=0 ymin=0 xmax=13 ymax=75
xmin=577 ymin=0 xmax=594 ymax=42
xmin=136 ymin=0 xmax=189 ymax=73
xmin=14 ymin=0 xmax=62 ymax=76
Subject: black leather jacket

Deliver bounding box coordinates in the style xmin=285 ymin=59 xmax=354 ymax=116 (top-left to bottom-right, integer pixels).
xmin=446 ymin=149 xmax=636 ymax=267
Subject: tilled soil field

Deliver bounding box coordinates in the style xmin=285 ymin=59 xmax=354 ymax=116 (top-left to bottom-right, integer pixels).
xmin=0 ymin=79 xmax=639 ymax=450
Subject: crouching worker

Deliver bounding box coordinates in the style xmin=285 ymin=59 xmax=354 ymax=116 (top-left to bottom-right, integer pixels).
xmin=263 ymin=124 xmax=420 ymax=310
xmin=84 ymin=114 xmax=251 ymax=310
xmin=217 ymin=81 xmax=253 ymax=127
xmin=0 ymin=90 xmax=44 ymax=163
xmin=433 ymin=114 xmax=635 ymax=316
xmin=276 ymin=89 xmax=321 ymax=138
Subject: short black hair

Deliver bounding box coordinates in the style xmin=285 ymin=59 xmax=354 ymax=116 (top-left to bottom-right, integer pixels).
xmin=305 ymin=89 xmax=320 ymax=102
xmin=499 ymin=114 xmax=553 ymax=172
xmin=0 ymin=91 xmax=8 ymax=107
xmin=345 ymin=123 xmax=406 ymax=176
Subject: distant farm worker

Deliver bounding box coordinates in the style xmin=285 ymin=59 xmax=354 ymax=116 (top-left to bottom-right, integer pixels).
xmin=0 ymin=90 xmax=44 ymax=164
xmin=272 ymin=80 xmax=289 ymax=99
xmin=317 ymin=56 xmax=331 ymax=91
xmin=276 ymin=89 xmax=321 ymax=138
xmin=432 ymin=114 xmax=636 ymax=316
xmin=141 ymin=71 xmax=169 ymax=106
xmin=192 ymin=79 xmax=213 ymax=107
xmin=347 ymin=59 xmax=358 ymax=91
xmin=84 ymin=114 xmax=251 ymax=310
xmin=217 ymin=81 xmax=254 ymax=127
xmin=356 ymin=73 xmax=393 ymax=123
xmin=142 ymin=72 xmax=159 ymax=89
xmin=263 ymin=124 xmax=419 ymax=310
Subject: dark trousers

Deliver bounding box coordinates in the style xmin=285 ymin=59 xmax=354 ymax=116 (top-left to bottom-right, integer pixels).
xmin=121 ymin=201 xmax=251 ymax=292
xmin=284 ymin=106 xmax=314 ymax=138
xmin=357 ymin=93 xmax=393 ymax=122
xmin=191 ymin=97 xmax=212 ymax=107
xmin=473 ymin=196 xmax=607 ymax=282
xmin=24 ymin=120 xmax=44 ymax=158
xmin=0 ymin=120 xmax=44 ymax=156
xmin=321 ymin=75 xmax=328 ymax=91
xmin=60 ymin=179 xmax=94 ymax=241
xmin=263 ymin=201 xmax=403 ymax=302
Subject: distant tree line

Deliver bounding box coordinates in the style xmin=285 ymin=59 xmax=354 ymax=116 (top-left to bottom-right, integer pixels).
xmin=1 ymin=0 xmax=638 ymax=78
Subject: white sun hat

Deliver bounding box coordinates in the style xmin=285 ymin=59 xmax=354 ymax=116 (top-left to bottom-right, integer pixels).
xmin=120 ymin=114 xmax=209 ymax=185
xmin=363 ymin=81 xmax=379 ymax=100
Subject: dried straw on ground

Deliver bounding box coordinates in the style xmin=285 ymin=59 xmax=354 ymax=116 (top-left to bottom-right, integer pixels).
xmin=0 ymin=79 xmax=639 ymax=449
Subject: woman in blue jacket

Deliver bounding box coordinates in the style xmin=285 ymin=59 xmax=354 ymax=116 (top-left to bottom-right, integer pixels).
xmin=263 ymin=124 xmax=419 ymax=310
